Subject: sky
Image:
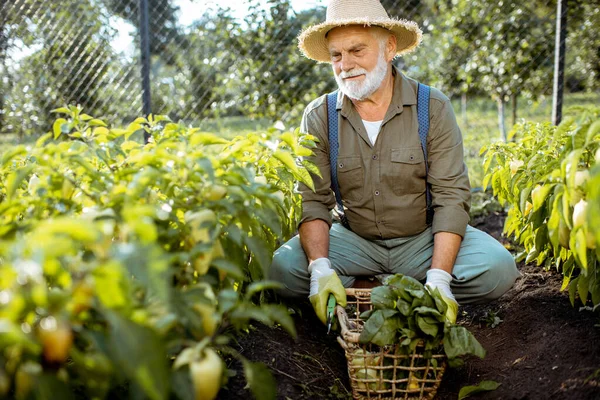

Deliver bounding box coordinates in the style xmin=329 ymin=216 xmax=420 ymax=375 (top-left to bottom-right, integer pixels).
xmin=111 ymin=0 xmax=326 ymax=54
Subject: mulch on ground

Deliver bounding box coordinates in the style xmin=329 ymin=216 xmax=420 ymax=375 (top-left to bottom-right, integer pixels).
xmin=219 ymin=212 xmax=600 ymax=400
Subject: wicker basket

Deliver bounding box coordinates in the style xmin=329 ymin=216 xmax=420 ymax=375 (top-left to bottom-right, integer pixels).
xmin=336 ymin=288 xmax=446 ymax=400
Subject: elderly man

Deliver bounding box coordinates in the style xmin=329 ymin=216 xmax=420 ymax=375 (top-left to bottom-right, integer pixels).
xmin=269 ymin=0 xmax=520 ymax=325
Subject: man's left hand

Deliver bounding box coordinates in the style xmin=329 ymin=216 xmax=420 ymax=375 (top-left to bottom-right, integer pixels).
xmin=425 ymin=269 xmax=458 ymax=323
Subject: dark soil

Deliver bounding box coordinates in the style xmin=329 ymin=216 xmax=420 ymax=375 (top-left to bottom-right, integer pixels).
xmin=219 ymin=212 xmax=600 ymax=400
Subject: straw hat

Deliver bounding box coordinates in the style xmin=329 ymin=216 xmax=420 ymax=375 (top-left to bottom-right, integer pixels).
xmin=298 ymin=0 xmax=422 ymax=63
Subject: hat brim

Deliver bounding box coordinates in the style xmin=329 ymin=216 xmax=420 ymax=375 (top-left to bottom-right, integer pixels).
xmin=298 ymin=17 xmax=422 ymax=63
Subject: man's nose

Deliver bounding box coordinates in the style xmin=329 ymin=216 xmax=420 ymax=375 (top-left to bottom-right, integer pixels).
xmin=340 ymin=54 xmax=355 ymax=72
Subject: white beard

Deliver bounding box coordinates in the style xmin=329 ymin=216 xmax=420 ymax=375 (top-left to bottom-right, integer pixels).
xmin=334 ymin=51 xmax=389 ymax=101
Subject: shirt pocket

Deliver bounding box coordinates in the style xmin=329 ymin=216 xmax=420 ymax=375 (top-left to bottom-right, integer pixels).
xmin=388 ymin=148 xmax=427 ymax=195
xmin=336 ymin=156 xmax=364 ymax=203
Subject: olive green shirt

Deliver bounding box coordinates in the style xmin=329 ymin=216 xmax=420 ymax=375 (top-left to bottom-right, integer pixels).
xmin=298 ymin=67 xmax=471 ymax=240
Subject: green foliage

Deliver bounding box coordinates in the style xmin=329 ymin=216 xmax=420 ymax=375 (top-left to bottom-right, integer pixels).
xmin=430 ymin=0 xmax=554 ymax=100
xmin=565 ymin=2 xmax=600 ymax=92
xmin=458 ymin=380 xmax=501 ymax=399
xmin=482 ymin=106 xmax=600 ymax=307
xmin=0 ymin=105 xmax=317 ymax=399
xmin=358 ymin=275 xmax=485 ymax=366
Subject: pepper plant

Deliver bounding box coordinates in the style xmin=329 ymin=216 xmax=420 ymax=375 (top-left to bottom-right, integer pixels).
xmin=0 ymin=106 xmax=318 ymax=399
xmin=481 ymin=106 xmax=600 ymax=307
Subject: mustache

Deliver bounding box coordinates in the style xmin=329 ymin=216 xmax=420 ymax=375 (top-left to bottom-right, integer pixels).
xmin=338 ymin=69 xmax=367 ymax=79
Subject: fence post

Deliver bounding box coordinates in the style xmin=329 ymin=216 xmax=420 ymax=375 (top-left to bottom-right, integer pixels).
xmin=139 ymin=0 xmax=152 ymax=142
xmin=552 ymin=0 xmax=567 ymax=126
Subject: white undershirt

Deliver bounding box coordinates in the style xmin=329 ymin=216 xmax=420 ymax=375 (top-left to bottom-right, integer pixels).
xmin=362 ymin=119 xmax=384 ymax=146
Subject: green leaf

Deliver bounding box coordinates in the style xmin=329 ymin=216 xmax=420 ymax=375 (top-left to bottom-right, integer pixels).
xmin=260 ymin=304 xmax=297 ymax=338
xmin=414 ymin=306 xmax=445 ymax=322
xmin=218 ymin=290 xmax=239 ymax=314
xmin=578 ymin=273 xmax=590 ymax=304
xmin=575 ymin=229 xmax=588 ymax=269
xmin=51 ymin=107 xmax=71 ymax=114
xmin=519 ymin=186 xmax=533 ymax=215
xmin=370 ymin=285 xmax=396 ymax=310
xmin=443 ymin=325 xmax=486 ymax=360
xmin=417 ymin=315 xmax=440 ymax=337
xmin=242 ymin=360 xmax=276 ymax=400
xmin=388 ymin=275 xmax=425 ymax=302
xmin=190 ymin=132 xmax=229 ymax=146
xmin=243 ymin=235 xmax=272 ymax=280
xmin=564 ymin=150 xmax=583 ymax=191
xmin=560 ymin=257 xmax=576 ymax=291
xmin=116 ymin=244 xmax=170 ymax=305
xmin=37 ymin=217 xmax=100 ymax=243
xmin=569 ymin=276 xmax=579 ymax=306
xmin=244 ymin=281 xmax=284 ymax=301
xmin=358 ymin=309 xmax=400 ymax=346
xmin=585 ymin=121 xmax=600 ymax=145
xmin=105 ymin=311 xmax=170 ymax=400
xmin=170 ymin=368 xmax=195 ymax=400
xmin=547 ymin=196 xmax=561 ymax=250
xmin=458 ymin=380 xmax=501 ymax=399
xmin=1 ymin=145 xmax=27 ymax=168
xmin=5 ymin=165 xmax=34 ymax=200
xmin=33 ymin=373 xmax=76 ymax=400
xmin=532 ymin=184 xmax=553 ymax=212
xmin=53 ymin=118 xmax=68 ymax=139
xmin=396 ymin=298 xmax=412 ymax=316
xmin=428 ymin=287 xmax=448 ymax=316
xmin=211 ymin=258 xmax=244 ymax=280
xmin=273 ymin=150 xmax=314 ymax=191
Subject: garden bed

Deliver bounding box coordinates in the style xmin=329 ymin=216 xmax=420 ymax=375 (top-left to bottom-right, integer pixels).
xmin=219 ymin=211 xmax=600 ymax=399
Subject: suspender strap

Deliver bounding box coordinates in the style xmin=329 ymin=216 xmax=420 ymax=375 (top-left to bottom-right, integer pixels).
xmin=326 ymin=91 xmax=350 ymax=229
xmin=417 ymin=83 xmax=434 ymax=225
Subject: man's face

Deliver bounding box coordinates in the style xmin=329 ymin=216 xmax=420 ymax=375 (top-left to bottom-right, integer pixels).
xmin=327 ymin=26 xmax=393 ymax=101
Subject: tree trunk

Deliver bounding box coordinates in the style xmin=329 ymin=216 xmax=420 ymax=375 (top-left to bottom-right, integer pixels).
xmin=497 ymin=98 xmax=507 ymax=142
xmin=512 ymin=93 xmax=518 ymax=129
xmin=461 ymin=92 xmax=467 ymax=128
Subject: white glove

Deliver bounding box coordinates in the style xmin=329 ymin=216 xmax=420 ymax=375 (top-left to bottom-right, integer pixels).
xmin=426 ymin=269 xmax=459 ymax=323
xmin=425 ymin=269 xmax=456 ymax=302
xmin=308 ymin=258 xmax=334 ymax=297
xmin=307 ymin=258 xmax=347 ymax=324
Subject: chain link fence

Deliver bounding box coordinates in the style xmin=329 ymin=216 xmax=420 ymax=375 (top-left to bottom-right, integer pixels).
xmin=1 ymin=0 xmax=599 ymax=140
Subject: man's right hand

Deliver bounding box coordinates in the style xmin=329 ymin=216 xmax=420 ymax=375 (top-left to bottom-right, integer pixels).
xmin=308 ymin=258 xmax=347 ymax=324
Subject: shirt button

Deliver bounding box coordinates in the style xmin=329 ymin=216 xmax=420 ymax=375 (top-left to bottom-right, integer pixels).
xmin=375 ymin=190 xmax=380 ymax=196
xmin=372 ymin=155 xmax=378 ymax=160
xmin=410 ymin=155 xmax=415 ymax=160
xmin=339 ymin=163 xmax=344 ymax=168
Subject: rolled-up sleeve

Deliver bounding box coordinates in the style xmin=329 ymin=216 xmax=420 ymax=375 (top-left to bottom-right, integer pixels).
xmin=427 ymin=90 xmax=471 ymax=238
xmin=297 ymin=100 xmax=336 ymax=228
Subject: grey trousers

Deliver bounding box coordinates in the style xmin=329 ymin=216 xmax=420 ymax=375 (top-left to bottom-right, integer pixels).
xmin=269 ymin=223 xmax=520 ymax=304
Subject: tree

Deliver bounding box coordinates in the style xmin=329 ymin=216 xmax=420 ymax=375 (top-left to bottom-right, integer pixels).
xmin=149 ymin=8 xmax=241 ymax=122
xmin=219 ymin=0 xmax=332 ymax=125
xmin=1 ymin=0 xmax=122 ymax=138
xmin=103 ymin=0 xmax=182 ymax=61
xmin=565 ymin=0 xmax=600 ymax=92
xmin=434 ymin=0 xmax=555 ymax=140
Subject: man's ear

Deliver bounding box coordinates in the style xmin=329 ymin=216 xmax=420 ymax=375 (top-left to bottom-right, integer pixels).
xmin=386 ymin=34 xmax=397 ymax=62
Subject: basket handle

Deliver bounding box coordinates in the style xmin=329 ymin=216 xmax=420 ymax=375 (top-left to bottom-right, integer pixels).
xmin=335 ymin=305 xmax=361 ymax=344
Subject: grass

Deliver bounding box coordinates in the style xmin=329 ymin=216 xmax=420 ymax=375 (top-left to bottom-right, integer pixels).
xmin=195 ymin=115 xmax=274 ymax=139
